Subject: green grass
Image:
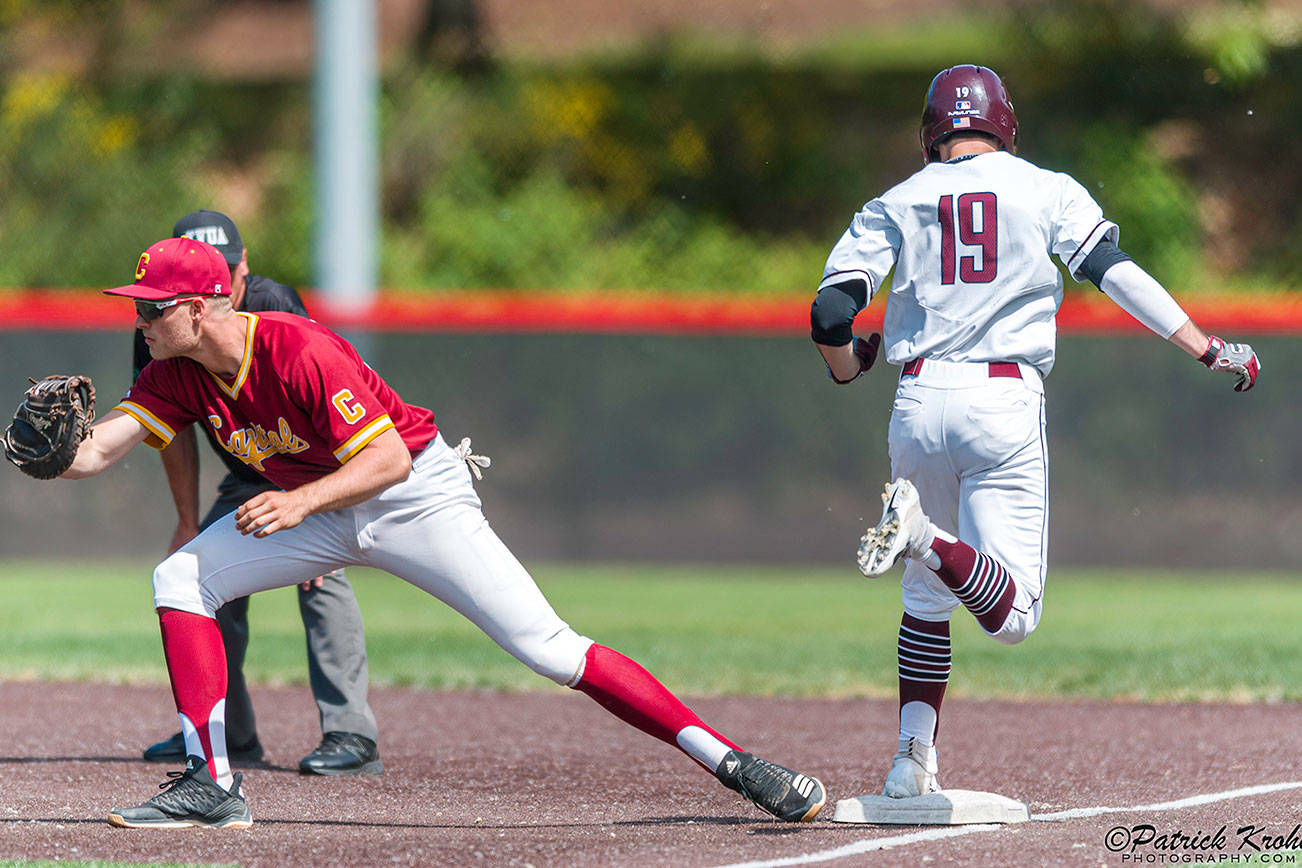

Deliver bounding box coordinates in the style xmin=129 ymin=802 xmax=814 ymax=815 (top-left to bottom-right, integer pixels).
xmin=0 ymin=562 xmax=1299 ymax=702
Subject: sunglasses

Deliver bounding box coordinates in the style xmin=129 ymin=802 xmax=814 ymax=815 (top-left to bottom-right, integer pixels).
xmin=134 ymin=296 xmax=208 ymax=322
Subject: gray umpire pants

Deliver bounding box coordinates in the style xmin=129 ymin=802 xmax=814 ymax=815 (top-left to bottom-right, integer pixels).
xmin=203 ymin=483 xmax=379 ymax=745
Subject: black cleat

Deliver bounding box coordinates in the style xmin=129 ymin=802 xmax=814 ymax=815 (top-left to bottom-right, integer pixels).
xmin=715 ymin=750 xmax=827 ymax=822
xmin=298 ymin=732 xmax=384 ymax=776
xmin=143 ymin=731 xmax=263 ymax=764
xmin=109 ymin=755 xmax=252 ymax=829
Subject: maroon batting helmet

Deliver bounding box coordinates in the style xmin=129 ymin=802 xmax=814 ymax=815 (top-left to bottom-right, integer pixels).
xmin=920 ymin=65 xmax=1018 ymax=164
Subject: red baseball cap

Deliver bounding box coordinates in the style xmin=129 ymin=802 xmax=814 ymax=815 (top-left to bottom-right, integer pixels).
xmin=104 ymin=237 xmax=230 ymax=301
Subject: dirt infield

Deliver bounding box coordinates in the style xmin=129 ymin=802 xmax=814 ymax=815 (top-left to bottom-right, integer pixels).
xmin=3 ymin=682 xmax=1300 ymax=867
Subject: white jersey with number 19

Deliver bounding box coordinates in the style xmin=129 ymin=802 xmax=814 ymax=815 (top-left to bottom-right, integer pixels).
xmin=819 ymin=150 xmax=1117 ymax=376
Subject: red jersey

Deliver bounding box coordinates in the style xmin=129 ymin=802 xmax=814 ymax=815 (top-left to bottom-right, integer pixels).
xmin=116 ymin=312 xmax=439 ymax=491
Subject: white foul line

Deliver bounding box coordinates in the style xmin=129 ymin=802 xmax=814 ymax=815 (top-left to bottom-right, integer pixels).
xmin=1034 ymin=780 xmax=1302 ymax=821
xmin=708 ymin=781 xmax=1302 ymax=868
xmin=707 ymin=824 xmax=1001 ymax=867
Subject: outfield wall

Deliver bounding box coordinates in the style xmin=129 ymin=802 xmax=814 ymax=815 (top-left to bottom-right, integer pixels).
xmin=0 ymin=320 xmax=1295 ymax=569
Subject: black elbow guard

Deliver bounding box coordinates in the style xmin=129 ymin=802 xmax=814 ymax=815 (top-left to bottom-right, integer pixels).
xmin=1078 ymin=239 xmax=1133 ymax=288
xmin=810 ymin=278 xmax=869 ymax=346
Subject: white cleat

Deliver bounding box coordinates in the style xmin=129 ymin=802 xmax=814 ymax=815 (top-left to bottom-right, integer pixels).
xmin=882 ymin=737 xmax=941 ymax=799
xmin=857 ymin=478 xmax=931 ymax=577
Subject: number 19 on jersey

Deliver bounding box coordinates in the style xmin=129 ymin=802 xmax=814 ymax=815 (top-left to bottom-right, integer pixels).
xmin=938 ymin=193 xmax=998 ymax=285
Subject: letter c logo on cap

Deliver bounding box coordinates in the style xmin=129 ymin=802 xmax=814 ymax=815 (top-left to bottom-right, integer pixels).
xmin=135 ymin=252 xmax=150 ymax=280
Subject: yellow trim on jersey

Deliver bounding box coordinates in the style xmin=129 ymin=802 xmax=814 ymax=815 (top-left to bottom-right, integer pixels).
xmin=333 ymin=415 xmax=395 ymax=463
xmin=116 ymin=400 xmax=176 ymax=450
xmin=206 ymin=311 xmax=259 ymax=399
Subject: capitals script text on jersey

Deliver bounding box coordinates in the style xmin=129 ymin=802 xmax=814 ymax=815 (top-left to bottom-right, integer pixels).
xmin=212 ymin=415 xmax=309 ymax=471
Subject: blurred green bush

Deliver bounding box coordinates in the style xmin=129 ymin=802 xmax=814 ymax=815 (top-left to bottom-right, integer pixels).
xmin=1 ymin=0 xmax=1297 ymax=293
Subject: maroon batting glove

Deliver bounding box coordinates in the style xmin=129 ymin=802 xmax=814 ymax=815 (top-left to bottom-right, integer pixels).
xmin=828 ymin=333 xmax=882 ymax=385
xmin=1200 ymin=335 xmax=1261 ymax=392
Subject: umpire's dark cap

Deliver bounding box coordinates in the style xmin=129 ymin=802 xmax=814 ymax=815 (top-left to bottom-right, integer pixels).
xmin=172 ymin=210 xmax=244 ymax=267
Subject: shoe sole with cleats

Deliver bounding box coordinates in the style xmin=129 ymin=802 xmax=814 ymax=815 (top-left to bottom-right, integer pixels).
xmin=857 ymin=480 xmax=918 ymax=577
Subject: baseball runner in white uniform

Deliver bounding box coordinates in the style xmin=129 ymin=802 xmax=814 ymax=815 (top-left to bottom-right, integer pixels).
xmin=809 ymin=65 xmax=1261 ymax=799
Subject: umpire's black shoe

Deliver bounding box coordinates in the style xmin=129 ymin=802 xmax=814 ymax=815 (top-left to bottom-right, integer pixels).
xmin=142 ymin=731 xmax=264 ymax=764
xmin=108 ymin=755 xmax=253 ymax=829
xmin=299 ymin=731 xmax=384 ymax=776
xmin=715 ymin=750 xmax=827 ymax=822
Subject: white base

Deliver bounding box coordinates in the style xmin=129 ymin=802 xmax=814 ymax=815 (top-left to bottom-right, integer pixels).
xmin=831 ymin=789 xmax=1030 ymax=825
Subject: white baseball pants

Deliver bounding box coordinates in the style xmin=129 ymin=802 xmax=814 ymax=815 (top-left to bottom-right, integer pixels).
xmin=887 ymin=360 xmax=1048 ymax=643
xmin=152 ymin=433 xmax=594 ymax=685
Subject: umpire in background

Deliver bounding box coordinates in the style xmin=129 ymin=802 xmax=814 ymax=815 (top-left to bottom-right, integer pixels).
xmin=134 ymin=210 xmax=383 ymax=775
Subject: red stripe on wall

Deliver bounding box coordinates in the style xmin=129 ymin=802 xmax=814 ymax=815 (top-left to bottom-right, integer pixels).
xmin=1 ymin=289 xmax=1299 ymax=334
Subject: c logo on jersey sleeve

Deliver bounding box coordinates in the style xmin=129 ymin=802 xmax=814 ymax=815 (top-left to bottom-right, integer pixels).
xmin=331 ymin=389 xmax=367 ymax=425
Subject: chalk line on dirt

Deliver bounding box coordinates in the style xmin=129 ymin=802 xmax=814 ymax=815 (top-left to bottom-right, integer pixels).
xmin=708 ymin=780 xmax=1302 ymax=868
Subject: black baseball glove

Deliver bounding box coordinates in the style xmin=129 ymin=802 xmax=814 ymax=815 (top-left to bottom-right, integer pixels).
xmin=4 ymin=375 xmax=96 ymax=479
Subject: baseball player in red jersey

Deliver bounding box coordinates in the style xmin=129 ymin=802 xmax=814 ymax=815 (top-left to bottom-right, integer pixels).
xmin=810 ymin=66 xmax=1260 ymax=799
xmin=58 ymin=236 xmax=825 ymax=828
xmin=137 ymin=210 xmax=383 ymax=776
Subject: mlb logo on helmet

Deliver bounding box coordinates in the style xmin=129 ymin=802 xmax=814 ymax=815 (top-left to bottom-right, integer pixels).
xmin=955 ymin=100 xmax=972 ymax=110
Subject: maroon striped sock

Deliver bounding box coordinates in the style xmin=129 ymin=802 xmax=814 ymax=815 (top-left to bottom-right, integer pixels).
xmin=929 ymin=537 xmax=1017 ymax=634
xmin=898 ymin=614 xmax=950 ymax=739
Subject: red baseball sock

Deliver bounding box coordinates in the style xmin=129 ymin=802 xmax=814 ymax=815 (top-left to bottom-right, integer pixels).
xmin=158 ymin=608 xmax=228 ymax=777
xmin=929 ymin=538 xmax=1016 ymax=634
xmin=573 ymin=644 xmax=742 ymax=764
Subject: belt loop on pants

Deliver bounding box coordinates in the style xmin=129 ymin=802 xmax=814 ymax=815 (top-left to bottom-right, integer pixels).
xmin=899 ymin=359 xmax=1023 ymax=379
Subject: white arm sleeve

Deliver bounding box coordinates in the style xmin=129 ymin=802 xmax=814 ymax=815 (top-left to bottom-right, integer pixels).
xmin=1098 ymin=260 xmax=1190 ymax=339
